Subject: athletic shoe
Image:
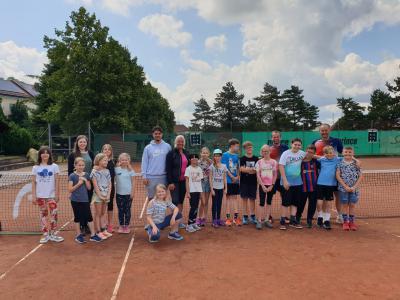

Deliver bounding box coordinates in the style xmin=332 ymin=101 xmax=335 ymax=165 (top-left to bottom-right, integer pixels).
xmin=294 ymin=222 xmax=303 ymax=229
xmin=242 ymin=216 xmax=249 ymax=225
xmin=168 ymin=231 xmax=184 ymax=240
xmin=225 ymin=219 xmax=232 ymax=226
xmin=264 ymin=220 xmax=273 ymax=229
xmin=179 ymin=223 xmax=186 ymax=229
xmin=118 ymin=226 xmax=124 ymax=234
xmin=186 ymin=224 xmax=197 ymax=233
xmin=75 ymin=234 xmax=86 ymax=244
xmin=49 ymin=234 xmax=64 ymax=243
xmin=256 ymin=221 xmax=262 ymax=230
xmin=233 ymin=218 xmax=242 ymax=226
xmin=97 ymin=232 xmax=108 ymax=240
xmin=289 ymin=222 xmax=297 ymax=228
xmin=102 ymin=230 xmax=113 ymax=238
xmin=250 ymin=216 xmax=257 ymax=225
xmin=306 ymin=221 xmax=313 ymax=229
xmin=192 ymin=224 xmax=201 ymax=231
xmin=195 ymin=218 xmax=202 ymax=226
xmin=285 ymin=217 xmax=290 ymax=224
xmin=90 ymin=234 xmax=103 ymax=242
xmin=279 ymin=223 xmax=287 ymax=230
xmin=323 ymin=221 xmax=332 ymax=230
xmin=269 ymin=216 xmax=274 ymax=224
xmin=212 ymin=220 xmax=219 ymax=228
xmin=349 ymin=221 xmax=358 ymax=231
xmin=148 ymin=234 xmax=159 ymax=243
xmin=336 ymin=215 xmax=344 ymax=224
xmin=343 ymin=221 xmax=350 ymax=231
xmin=123 ymin=226 xmax=131 ymax=234
xmin=317 ymin=217 xmax=323 ymax=228
xmin=40 ymin=233 xmax=50 ymax=244
xmin=107 ymin=224 xmax=114 ymax=233
xmin=217 ymin=219 xmax=225 ymax=226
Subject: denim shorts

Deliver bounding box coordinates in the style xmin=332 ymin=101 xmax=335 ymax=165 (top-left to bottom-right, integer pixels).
xmin=201 ymin=179 xmax=211 ymax=193
xmin=147 ymin=212 xmax=183 ymax=241
xmin=339 ymin=191 xmax=359 ymax=204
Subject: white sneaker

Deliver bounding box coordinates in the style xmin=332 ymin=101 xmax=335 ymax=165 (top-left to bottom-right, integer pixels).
xmin=186 ymin=224 xmax=196 ymax=233
xmin=102 ymin=230 xmax=113 ymax=238
xmin=40 ymin=233 xmax=50 ymax=244
xmin=336 ymin=215 xmax=344 ymax=224
xmin=192 ymin=224 xmax=201 ymax=231
xmin=49 ymin=234 xmax=64 ymax=243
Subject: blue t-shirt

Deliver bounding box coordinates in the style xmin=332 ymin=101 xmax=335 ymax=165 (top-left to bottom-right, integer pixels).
xmin=115 ymin=167 xmax=136 ymax=195
xmin=221 ymin=151 xmax=239 ymax=184
xmin=317 ymin=157 xmax=343 ymax=186
xmin=69 ymin=172 xmax=90 ymax=202
xmin=279 ymin=149 xmax=306 ymax=186
xmin=301 ymin=159 xmax=320 ymax=192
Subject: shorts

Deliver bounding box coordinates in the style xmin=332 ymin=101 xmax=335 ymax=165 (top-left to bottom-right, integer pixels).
xmin=171 ymin=180 xmax=186 ymax=205
xmin=92 ymin=193 xmax=110 ymax=204
xmin=107 ymin=183 xmax=115 ymax=211
xmin=281 ymin=185 xmax=302 ymax=207
xmin=146 ymin=176 xmax=167 ymax=199
xmin=259 ymin=185 xmax=274 ymax=206
xmin=273 ymin=180 xmax=281 ymax=194
xmin=146 ymin=212 xmax=183 ymax=241
xmin=240 ymin=183 xmax=257 ymax=200
xmin=201 ymin=179 xmax=211 ymax=193
xmin=71 ymin=201 xmax=93 ymax=224
xmin=317 ymin=185 xmax=335 ymax=201
xmin=227 ymin=183 xmax=240 ymax=196
xmin=339 ymin=191 xmax=359 ymax=204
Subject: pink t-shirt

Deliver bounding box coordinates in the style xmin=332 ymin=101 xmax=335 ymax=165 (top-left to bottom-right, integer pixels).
xmin=179 ymin=153 xmax=188 ymax=181
xmin=256 ymin=159 xmax=278 ymax=186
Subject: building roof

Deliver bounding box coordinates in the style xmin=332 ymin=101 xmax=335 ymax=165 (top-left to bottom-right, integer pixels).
xmin=0 ymin=78 xmax=38 ymax=98
xmin=174 ymin=124 xmax=189 ymax=133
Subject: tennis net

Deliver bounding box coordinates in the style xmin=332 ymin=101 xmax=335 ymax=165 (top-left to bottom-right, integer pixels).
xmin=0 ymin=170 xmax=399 ymax=233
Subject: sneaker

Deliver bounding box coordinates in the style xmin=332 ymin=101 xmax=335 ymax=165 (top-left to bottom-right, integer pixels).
xmin=289 ymin=222 xmax=297 ymax=228
xmin=242 ymin=216 xmax=249 ymax=225
xmin=250 ymin=216 xmax=257 ymax=225
xmin=233 ymin=218 xmax=242 ymax=226
xmin=148 ymin=235 xmax=159 ymax=243
xmin=107 ymin=224 xmax=114 ymax=233
xmin=186 ymin=224 xmax=196 ymax=233
xmin=192 ymin=224 xmax=201 ymax=231
xmin=118 ymin=226 xmax=125 ymax=234
xmin=294 ymin=222 xmax=303 ymax=229
xmin=225 ymin=219 xmax=232 ymax=226
xmin=256 ymin=221 xmax=262 ymax=230
xmin=343 ymin=221 xmax=350 ymax=231
xmin=90 ymin=234 xmax=103 ymax=242
xmin=179 ymin=223 xmax=186 ymax=229
xmin=285 ymin=217 xmax=290 ymax=224
xmin=336 ymin=215 xmax=344 ymax=224
xmin=168 ymin=231 xmax=184 ymax=240
xmin=123 ymin=226 xmax=131 ymax=234
xmin=195 ymin=218 xmax=202 ymax=226
xmin=98 ymin=232 xmax=108 ymax=240
xmin=102 ymin=230 xmax=113 ymax=238
xmin=349 ymin=221 xmax=358 ymax=231
xmin=212 ymin=220 xmax=219 ymax=228
xmin=75 ymin=234 xmax=86 ymax=244
xmin=40 ymin=233 xmax=50 ymax=244
xmin=49 ymin=234 xmax=64 ymax=243
xmin=217 ymin=219 xmax=225 ymax=226
xmin=264 ymin=220 xmax=273 ymax=229
xmin=306 ymin=220 xmax=313 ymax=229
xmin=317 ymin=217 xmax=323 ymax=228
xmin=279 ymin=223 xmax=287 ymax=230
xmin=323 ymin=220 xmax=332 ymax=230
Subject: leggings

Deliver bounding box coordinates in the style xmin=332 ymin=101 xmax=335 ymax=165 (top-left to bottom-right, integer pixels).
xmin=296 ymin=191 xmax=317 ymax=222
xmin=116 ymin=194 xmax=132 ymax=226
xmin=212 ymin=189 xmax=223 ymax=221
xmin=188 ymin=192 xmax=200 ymax=225
xmin=37 ymin=198 xmax=58 ymax=233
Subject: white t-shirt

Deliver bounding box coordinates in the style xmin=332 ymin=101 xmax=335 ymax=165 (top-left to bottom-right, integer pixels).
xmin=184 ymin=166 xmax=203 ymax=193
xmin=278 ymin=150 xmax=306 ymax=186
xmin=32 ymin=163 xmax=60 ymax=198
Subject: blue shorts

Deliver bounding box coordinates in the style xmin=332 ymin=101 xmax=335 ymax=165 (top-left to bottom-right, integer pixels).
xmin=147 ymin=212 xmax=183 ymax=241
xmin=201 ymin=179 xmax=211 ymax=193
xmin=339 ymin=191 xmax=359 ymax=204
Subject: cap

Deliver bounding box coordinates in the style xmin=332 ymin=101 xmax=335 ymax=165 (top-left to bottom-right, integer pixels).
xmin=213 ymin=149 xmax=223 ymax=155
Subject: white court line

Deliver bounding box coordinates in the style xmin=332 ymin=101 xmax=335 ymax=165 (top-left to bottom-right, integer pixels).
xmin=0 ymin=218 xmax=73 ymax=281
xmin=110 ymin=231 xmax=136 ymax=300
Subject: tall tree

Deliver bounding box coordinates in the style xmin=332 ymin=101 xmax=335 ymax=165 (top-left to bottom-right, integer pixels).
xmin=34 ymin=7 xmax=174 ymax=134
xmin=243 ymin=100 xmax=262 ymax=131
xmin=368 ymin=89 xmax=400 ymax=129
xmin=190 ymin=97 xmax=214 ymax=131
xmin=335 ymin=97 xmax=367 ymax=130
xmin=9 ymin=100 xmax=29 ymax=127
xmin=213 ymin=82 xmax=246 ymax=131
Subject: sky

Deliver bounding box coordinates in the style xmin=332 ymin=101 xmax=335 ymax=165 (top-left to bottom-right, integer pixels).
xmin=1 ymin=0 xmax=400 ymax=126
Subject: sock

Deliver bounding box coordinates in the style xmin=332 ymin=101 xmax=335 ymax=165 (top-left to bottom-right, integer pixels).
xmin=342 ymin=214 xmax=349 ymax=222
xmin=234 ymin=213 xmax=239 ymax=219
xmin=251 ymin=214 xmax=256 ymax=219
xmin=323 ymin=212 xmax=331 ymax=222
xmin=349 ymin=215 xmax=355 ymax=222
xmin=318 ymin=211 xmax=323 ymax=218
xmin=290 ymin=215 xmax=296 ymax=223
xmin=226 ymin=213 xmax=231 ymax=219
xmin=280 ymin=216 xmax=286 ymax=225
xmin=243 ymin=214 xmax=248 ymax=219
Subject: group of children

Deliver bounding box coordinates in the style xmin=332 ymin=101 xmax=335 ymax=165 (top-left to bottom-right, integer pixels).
xmin=32 ymin=136 xmax=362 ymax=245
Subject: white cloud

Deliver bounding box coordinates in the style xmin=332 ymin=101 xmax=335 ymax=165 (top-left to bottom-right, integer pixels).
xmin=205 ymin=35 xmax=227 ymax=52
xmin=0 ymin=41 xmax=47 ymax=84
xmin=138 ymin=14 xmax=192 ymax=48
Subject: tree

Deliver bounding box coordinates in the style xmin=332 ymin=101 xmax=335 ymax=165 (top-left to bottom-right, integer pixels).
xmin=0 ymin=98 xmax=10 ymax=133
xmin=9 ymin=100 xmax=29 ymax=127
xmin=34 ymin=7 xmax=175 ymax=134
xmin=368 ymin=89 xmax=400 ymax=129
xmin=213 ymin=82 xmax=246 ymax=131
xmin=335 ymin=97 xmax=368 ymax=130
xmin=190 ymin=97 xmax=214 ymax=131
xmin=243 ymin=100 xmax=262 ymax=131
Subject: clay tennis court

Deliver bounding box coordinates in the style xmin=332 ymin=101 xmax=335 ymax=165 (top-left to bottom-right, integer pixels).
xmin=1 ymin=157 xmax=400 ymax=299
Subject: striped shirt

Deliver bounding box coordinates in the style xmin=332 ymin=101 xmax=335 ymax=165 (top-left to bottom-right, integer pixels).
xmin=301 ymin=159 xmax=320 ymax=192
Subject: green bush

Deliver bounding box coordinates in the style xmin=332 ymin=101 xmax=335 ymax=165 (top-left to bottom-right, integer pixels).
xmin=2 ymin=123 xmax=34 ymax=155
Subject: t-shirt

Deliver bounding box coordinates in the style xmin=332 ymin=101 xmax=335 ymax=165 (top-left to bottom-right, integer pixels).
xmin=69 ymin=172 xmax=90 ymax=202
xmin=255 ymin=159 xmax=278 ymax=186
xmin=90 ymin=168 xmax=111 ymax=197
xmin=279 ymin=150 xmax=306 ymax=186
xmin=199 ymin=159 xmax=211 ymax=184
xmin=32 ymin=163 xmax=60 ymax=198
xmin=146 ymin=199 xmax=177 ymax=225
xmin=184 ymin=166 xmax=203 ymax=193
xmin=210 ymin=164 xmax=227 ymax=190
xmin=115 ymin=167 xmax=135 ymax=195
xmin=312 ymin=137 xmax=343 ymax=156
xmin=301 ymin=159 xmax=320 ymax=192
xmin=317 ymin=156 xmax=343 ymax=186
xmin=336 ymin=160 xmax=361 ymax=194
xmin=179 ymin=153 xmax=188 ymax=181
xmin=221 ymin=151 xmax=239 ymax=184
xmin=240 ymin=155 xmax=259 ymax=185
xmin=81 ymin=152 xmax=93 ymax=174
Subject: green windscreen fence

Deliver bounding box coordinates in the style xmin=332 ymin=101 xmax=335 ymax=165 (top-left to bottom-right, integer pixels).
xmin=93 ymin=130 xmax=400 ymax=160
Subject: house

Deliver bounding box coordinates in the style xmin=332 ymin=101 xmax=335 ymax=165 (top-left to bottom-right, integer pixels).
xmin=0 ymin=78 xmax=38 ymax=116
xmin=174 ymin=124 xmax=189 ymax=134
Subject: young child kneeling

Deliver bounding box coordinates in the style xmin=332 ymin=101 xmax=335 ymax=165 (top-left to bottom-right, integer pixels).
xmin=146 ymin=184 xmax=184 ymax=242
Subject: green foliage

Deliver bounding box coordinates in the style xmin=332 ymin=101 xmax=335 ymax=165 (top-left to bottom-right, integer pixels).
xmin=335 ymin=97 xmax=368 ymax=130
xmin=2 ymin=122 xmax=34 ymax=155
xmin=368 ymin=89 xmax=399 ymax=129
xmin=9 ymin=100 xmax=30 ymax=127
xmin=190 ymin=97 xmax=214 ymax=131
xmin=33 ymin=7 xmax=174 ymax=134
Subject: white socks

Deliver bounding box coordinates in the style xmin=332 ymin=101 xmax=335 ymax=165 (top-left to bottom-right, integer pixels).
xmin=323 ymin=212 xmax=331 ymax=222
